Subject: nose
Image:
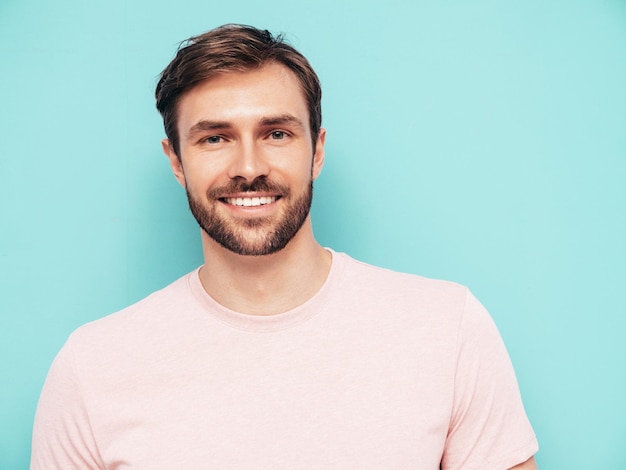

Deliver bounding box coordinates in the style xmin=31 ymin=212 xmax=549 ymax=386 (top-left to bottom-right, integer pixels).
xmin=227 ymin=139 xmax=270 ymax=181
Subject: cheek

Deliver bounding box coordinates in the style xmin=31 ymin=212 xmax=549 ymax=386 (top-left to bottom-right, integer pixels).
xmin=179 ymin=172 xmax=211 ymax=199
xmin=273 ymin=154 xmax=316 ymax=179
xmin=181 ymin=160 xmax=224 ymax=189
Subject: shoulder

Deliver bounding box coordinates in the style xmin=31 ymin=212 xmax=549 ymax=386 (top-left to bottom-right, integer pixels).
xmin=338 ymin=251 xmax=466 ymax=290
xmin=335 ymin=251 xmax=472 ymax=314
xmin=64 ymin=269 xmax=199 ymax=357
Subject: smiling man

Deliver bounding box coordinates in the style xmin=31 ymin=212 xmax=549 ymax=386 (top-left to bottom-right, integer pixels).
xmin=31 ymin=24 xmax=538 ymax=469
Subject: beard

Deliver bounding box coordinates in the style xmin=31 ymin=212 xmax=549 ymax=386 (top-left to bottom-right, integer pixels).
xmin=186 ymin=176 xmax=313 ymax=256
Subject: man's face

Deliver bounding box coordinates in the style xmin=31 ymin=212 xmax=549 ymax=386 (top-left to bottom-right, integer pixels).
xmin=164 ymin=62 xmax=325 ymax=256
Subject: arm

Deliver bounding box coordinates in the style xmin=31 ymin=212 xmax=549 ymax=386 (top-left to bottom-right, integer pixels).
xmin=510 ymin=456 xmax=538 ymax=470
xmin=31 ymin=342 xmax=104 ymax=469
xmin=442 ymin=290 xmax=538 ymax=469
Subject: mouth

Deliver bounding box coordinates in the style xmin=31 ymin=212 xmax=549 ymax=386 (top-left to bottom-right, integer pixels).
xmin=222 ymin=196 xmax=279 ymax=207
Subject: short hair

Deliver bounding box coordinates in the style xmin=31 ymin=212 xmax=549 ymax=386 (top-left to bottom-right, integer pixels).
xmin=155 ymin=24 xmax=322 ymax=157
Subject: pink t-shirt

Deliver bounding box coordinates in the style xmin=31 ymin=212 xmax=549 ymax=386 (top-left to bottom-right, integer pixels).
xmin=32 ymin=251 xmax=537 ymax=469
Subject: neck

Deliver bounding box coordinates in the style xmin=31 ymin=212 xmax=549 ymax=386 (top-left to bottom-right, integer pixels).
xmin=197 ymin=220 xmax=331 ymax=315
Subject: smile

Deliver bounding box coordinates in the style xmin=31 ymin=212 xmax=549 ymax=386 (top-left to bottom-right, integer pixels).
xmin=224 ymin=196 xmax=278 ymax=207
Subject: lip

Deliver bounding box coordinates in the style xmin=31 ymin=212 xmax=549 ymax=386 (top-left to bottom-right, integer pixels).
xmin=220 ymin=191 xmax=279 ymax=199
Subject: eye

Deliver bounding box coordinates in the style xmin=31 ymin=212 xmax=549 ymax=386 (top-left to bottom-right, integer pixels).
xmin=270 ymin=130 xmax=287 ymax=140
xmin=204 ymin=135 xmax=223 ymax=144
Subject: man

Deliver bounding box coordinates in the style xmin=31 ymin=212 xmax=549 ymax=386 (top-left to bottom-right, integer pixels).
xmin=32 ymin=24 xmax=538 ymax=469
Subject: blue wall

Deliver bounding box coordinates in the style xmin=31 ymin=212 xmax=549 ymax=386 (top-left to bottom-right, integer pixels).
xmin=1 ymin=0 xmax=625 ymax=467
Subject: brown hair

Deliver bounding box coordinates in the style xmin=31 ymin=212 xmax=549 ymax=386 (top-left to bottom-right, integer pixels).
xmin=155 ymin=24 xmax=322 ymax=157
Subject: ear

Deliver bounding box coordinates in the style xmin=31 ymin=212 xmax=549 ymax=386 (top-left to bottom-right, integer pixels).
xmin=312 ymin=128 xmax=326 ymax=181
xmin=161 ymin=139 xmax=186 ymax=188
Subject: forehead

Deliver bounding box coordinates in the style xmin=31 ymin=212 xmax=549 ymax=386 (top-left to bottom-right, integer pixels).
xmin=176 ymin=63 xmax=310 ymax=134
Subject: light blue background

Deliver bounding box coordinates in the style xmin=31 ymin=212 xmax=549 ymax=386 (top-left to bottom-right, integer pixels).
xmin=1 ymin=0 xmax=625 ymax=468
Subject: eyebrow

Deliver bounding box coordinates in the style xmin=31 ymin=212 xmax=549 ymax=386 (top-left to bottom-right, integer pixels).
xmin=186 ymin=120 xmax=232 ymax=140
xmin=259 ymin=114 xmax=305 ymax=130
xmin=186 ymin=114 xmax=306 ymax=141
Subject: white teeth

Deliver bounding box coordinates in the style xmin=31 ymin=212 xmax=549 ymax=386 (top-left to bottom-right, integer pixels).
xmin=225 ymin=196 xmax=277 ymax=207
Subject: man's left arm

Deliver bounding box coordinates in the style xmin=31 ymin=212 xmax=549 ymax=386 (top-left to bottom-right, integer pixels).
xmin=442 ymin=289 xmax=538 ymax=469
xmin=510 ymin=456 xmax=538 ymax=470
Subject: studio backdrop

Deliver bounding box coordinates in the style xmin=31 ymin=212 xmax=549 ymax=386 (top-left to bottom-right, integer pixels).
xmin=1 ymin=0 xmax=625 ymax=468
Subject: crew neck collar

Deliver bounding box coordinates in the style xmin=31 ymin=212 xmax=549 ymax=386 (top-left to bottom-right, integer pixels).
xmin=187 ymin=249 xmax=344 ymax=332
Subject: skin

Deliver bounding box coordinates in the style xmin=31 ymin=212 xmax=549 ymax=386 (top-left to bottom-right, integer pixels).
xmin=511 ymin=456 xmax=538 ymax=470
xmin=162 ymin=61 xmax=537 ymax=469
xmin=162 ymin=62 xmax=330 ymax=315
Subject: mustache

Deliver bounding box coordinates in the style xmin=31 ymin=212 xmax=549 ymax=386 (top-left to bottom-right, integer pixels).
xmin=207 ymin=177 xmax=290 ymax=198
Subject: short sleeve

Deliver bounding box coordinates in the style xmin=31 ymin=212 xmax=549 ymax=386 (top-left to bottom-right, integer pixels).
xmin=441 ymin=290 xmax=538 ymax=470
xmin=31 ymin=339 xmax=105 ymax=470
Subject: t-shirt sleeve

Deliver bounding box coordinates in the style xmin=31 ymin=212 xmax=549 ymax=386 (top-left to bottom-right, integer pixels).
xmin=31 ymin=339 xmax=105 ymax=470
xmin=441 ymin=289 xmax=538 ymax=470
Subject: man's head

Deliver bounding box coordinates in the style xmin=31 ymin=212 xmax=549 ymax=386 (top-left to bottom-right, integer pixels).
xmin=155 ymin=24 xmax=322 ymax=158
xmin=156 ymin=25 xmax=325 ymax=257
